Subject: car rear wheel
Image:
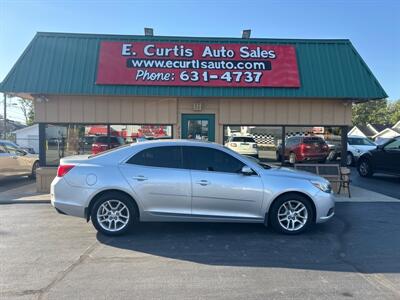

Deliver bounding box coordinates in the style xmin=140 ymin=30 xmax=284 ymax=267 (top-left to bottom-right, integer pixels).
xmin=29 ymin=161 xmax=39 ymax=179
xmin=91 ymin=192 xmax=136 ymax=236
xmin=346 ymin=152 xmax=354 ymax=166
xmin=358 ymin=158 xmax=373 ymax=177
xmin=269 ymin=193 xmax=314 ymax=235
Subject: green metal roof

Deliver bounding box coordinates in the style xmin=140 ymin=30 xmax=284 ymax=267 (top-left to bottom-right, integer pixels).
xmin=0 ymin=32 xmax=387 ymax=99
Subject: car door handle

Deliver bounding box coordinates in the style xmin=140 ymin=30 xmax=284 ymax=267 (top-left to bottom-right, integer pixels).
xmin=132 ymin=175 xmax=148 ymax=181
xmin=195 ymin=180 xmax=210 ymax=186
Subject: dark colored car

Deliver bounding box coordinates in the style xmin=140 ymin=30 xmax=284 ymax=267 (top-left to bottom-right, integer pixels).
xmin=91 ymin=136 xmax=125 ymax=154
xmin=357 ymin=136 xmax=400 ymax=177
xmin=277 ymin=136 xmax=329 ymax=164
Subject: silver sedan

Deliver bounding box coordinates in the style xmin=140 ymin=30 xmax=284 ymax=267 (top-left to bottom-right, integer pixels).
xmin=51 ymin=140 xmax=335 ymax=236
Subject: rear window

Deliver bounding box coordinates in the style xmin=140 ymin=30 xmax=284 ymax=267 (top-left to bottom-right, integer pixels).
xmin=231 ymin=137 xmax=256 ymax=143
xmin=303 ymin=137 xmax=325 ymax=144
xmin=95 ymin=136 xmax=109 ymax=144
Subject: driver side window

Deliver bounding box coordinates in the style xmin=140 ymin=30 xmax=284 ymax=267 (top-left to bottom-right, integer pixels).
xmin=384 ymin=140 xmax=400 ymax=151
xmin=183 ymin=146 xmax=244 ymax=173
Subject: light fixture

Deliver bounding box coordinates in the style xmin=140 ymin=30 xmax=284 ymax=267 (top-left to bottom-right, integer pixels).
xmin=144 ymin=28 xmax=154 ymax=36
xmin=242 ymin=29 xmax=251 ymax=39
xmin=35 ymin=94 xmax=49 ymax=103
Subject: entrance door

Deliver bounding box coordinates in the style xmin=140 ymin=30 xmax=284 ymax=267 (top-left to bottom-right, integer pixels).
xmin=181 ymin=114 xmax=215 ymax=142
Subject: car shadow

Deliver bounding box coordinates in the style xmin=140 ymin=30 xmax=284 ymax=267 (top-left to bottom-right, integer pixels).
xmin=97 ymin=202 xmax=400 ymax=273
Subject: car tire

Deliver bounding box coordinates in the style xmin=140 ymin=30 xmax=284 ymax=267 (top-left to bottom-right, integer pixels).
xmin=327 ymin=150 xmax=337 ymax=161
xmin=357 ymin=158 xmax=373 ymax=177
xmin=289 ymin=152 xmax=296 ymax=164
xmin=91 ymin=192 xmax=137 ymax=236
xmin=346 ymin=152 xmax=354 ymax=166
xmin=29 ymin=161 xmax=39 ymax=179
xmin=269 ymin=193 xmax=314 ymax=235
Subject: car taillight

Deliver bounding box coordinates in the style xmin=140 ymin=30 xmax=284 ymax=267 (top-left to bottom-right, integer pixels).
xmin=57 ymin=165 xmax=75 ymax=177
xmin=230 ymin=143 xmax=237 ymax=147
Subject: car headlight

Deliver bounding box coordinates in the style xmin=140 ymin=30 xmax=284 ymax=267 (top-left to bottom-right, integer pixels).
xmin=311 ymin=180 xmax=332 ymax=193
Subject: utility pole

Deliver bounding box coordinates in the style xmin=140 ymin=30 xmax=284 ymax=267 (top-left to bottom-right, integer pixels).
xmin=2 ymin=93 xmax=6 ymax=139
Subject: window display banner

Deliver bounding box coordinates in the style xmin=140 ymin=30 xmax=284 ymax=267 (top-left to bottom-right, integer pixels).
xmin=96 ymin=41 xmax=300 ymax=87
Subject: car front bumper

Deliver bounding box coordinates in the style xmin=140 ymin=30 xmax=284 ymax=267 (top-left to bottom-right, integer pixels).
xmin=314 ymin=190 xmax=335 ymax=223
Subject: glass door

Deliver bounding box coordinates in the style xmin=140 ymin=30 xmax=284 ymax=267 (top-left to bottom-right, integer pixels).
xmin=181 ymin=114 xmax=215 ymax=142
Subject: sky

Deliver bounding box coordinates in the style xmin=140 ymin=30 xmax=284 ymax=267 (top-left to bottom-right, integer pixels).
xmin=0 ymin=0 xmax=399 ymax=123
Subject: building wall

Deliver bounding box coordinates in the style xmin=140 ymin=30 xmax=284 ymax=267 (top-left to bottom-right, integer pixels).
xmin=35 ymin=95 xmax=352 ymax=143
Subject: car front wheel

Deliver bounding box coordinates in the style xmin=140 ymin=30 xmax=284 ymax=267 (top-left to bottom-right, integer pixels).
xmin=269 ymin=193 xmax=314 ymax=235
xmin=91 ymin=192 xmax=136 ymax=236
xmin=358 ymin=158 xmax=373 ymax=177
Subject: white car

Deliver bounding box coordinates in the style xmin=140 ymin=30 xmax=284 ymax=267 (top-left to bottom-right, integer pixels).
xmin=225 ymin=135 xmax=258 ymax=157
xmin=346 ymin=136 xmax=376 ymax=166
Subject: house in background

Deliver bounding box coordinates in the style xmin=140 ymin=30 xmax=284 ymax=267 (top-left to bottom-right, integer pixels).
xmin=0 ymin=117 xmax=25 ymax=137
xmin=13 ymin=124 xmax=39 ymax=153
xmin=372 ymin=121 xmax=400 ymax=144
xmin=348 ymin=122 xmax=400 ymax=144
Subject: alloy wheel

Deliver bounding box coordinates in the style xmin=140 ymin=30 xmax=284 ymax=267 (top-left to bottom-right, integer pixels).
xmin=96 ymin=200 xmax=130 ymax=232
xmin=277 ymin=200 xmax=308 ymax=231
xmin=359 ymin=161 xmax=369 ymax=176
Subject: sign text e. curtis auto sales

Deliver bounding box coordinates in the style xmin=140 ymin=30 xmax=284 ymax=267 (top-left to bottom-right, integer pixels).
xmin=96 ymin=41 xmax=300 ymax=87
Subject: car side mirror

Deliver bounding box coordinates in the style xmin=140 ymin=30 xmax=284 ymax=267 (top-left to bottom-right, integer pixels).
xmin=241 ymin=166 xmax=253 ymax=176
xmin=16 ymin=150 xmax=27 ymax=156
xmin=377 ymin=144 xmax=384 ymax=150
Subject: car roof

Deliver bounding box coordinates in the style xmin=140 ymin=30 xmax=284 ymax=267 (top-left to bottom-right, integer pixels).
xmin=129 ymin=139 xmax=217 ymax=147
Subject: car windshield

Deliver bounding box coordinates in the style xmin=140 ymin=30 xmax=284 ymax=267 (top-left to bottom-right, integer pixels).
xmin=348 ymin=137 xmax=375 ymax=146
xmin=242 ymin=155 xmax=271 ymax=169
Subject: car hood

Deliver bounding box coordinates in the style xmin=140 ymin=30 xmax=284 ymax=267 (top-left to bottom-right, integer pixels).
xmin=60 ymin=155 xmax=91 ymax=164
xmin=263 ymin=166 xmax=326 ymax=182
xmin=350 ymin=145 xmax=376 ymax=152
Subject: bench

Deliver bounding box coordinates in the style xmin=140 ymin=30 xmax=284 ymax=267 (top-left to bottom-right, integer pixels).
xmin=293 ymin=164 xmax=351 ymax=197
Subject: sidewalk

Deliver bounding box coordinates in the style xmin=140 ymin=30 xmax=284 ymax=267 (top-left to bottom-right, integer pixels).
xmin=0 ymin=182 xmax=51 ymax=204
xmin=334 ymin=185 xmax=399 ymax=202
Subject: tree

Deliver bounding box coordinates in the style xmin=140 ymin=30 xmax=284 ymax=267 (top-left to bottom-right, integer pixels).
xmin=388 ymin=99 xmax=400 ymax=124
xmin=16 ymin=98 xmax=34 ymax=125
xmin=352 ymin=99 xmax=390 ymax=126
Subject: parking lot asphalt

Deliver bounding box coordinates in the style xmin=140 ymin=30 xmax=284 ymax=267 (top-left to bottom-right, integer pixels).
xmin=1 ymin=202 xmax=400 ymax=300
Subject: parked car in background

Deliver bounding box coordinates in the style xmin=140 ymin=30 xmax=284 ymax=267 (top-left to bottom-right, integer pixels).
xmin=51 ymin=140 xmax=334 ymax=236
xmin=346 ymin=136 xmax=376 ymax=166
xmin=277 ymin=136 xmax=329 ymax=164
xmin=357 ymin=136 xmax=400 ymax=177
xmin=225 ymin=135 xmax=258 ymax=157
xmin=0 ymin=140 xmax=39 ymax=179
xmin=91 ymin=136 xmax=125 ymax=154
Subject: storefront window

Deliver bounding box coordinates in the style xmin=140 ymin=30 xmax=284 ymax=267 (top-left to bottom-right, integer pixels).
xmin=45 ymin=124 xmax=107 ymax=165
xmin=223 ymin=126 xmax=283 ymax=163
xmin=44 ymin=124 xmax=173 ymax=166
xmin=109 ymin=124 xmax=172 ymax=144
xmin=284 ymin=126 xmax=342 ymax=164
